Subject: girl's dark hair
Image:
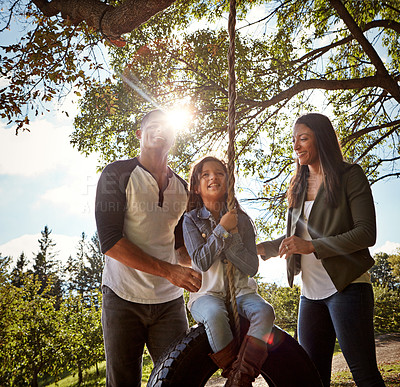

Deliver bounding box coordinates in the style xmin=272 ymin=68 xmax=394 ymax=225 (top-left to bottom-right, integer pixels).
xmin=287 ymin=113 xmax=344 ymax=208
xmin=187 ymin=156 xmax=238 ymax=212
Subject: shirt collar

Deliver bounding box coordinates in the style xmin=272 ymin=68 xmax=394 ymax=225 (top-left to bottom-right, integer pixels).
xmin=197 ymin=203 xmax=228 ymax=220
xmin=135 ymin=156 xmax=173 ymax=178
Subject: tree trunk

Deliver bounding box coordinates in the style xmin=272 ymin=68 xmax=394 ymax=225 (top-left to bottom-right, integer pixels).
xmin=31 ymin=370 xmax=38 ymax=387
xmin=32 ymin=0 xmax=176 ymax=44
xmin=78 ymin=361 xmax=83 ymax=385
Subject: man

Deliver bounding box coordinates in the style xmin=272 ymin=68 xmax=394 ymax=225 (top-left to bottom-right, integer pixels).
xmin=95 ymin=109 xmax=202 ymax=386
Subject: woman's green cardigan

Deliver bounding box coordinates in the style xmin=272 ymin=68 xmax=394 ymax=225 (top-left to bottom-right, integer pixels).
xmin=259 ymin=163 xmax=376 ymax=292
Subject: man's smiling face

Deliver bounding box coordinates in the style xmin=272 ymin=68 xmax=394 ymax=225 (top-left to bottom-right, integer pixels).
xmin=138 ymin=111 xmax=175 ymax=152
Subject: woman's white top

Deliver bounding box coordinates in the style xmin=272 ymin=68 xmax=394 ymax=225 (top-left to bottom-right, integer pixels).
xmin=299 ymin=200 xmax=371 ymax=300
xmin=299 ymin=200 xmax=337 ymax=299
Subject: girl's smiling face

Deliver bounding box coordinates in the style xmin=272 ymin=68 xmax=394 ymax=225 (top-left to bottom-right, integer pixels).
xmin=195 ymin=161 xmax=227 ymax=203
xmin=292 ymin=123 xmax=320 ymax=169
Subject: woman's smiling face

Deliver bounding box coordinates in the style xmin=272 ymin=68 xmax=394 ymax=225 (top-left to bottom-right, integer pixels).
xmin=292 ymin=123 xmax=320 ymax=169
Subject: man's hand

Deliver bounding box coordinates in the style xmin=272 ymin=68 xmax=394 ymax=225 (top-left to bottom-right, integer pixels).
xmin=166 ymin=264 xmax=202 ymax=293
xmin=106 ymin=238 xmax=202 ymax=292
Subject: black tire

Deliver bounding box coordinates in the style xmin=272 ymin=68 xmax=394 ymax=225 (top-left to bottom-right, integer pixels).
xmin=147 ymin=323 xmax=323 ymax=387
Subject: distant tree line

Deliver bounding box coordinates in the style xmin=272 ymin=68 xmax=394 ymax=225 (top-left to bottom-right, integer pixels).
xmin=1 ymin=226 xmax=399 ymax=386
xmin=369 ymin=251 xmax=400 ymax=332
xmin=0 ymin=226 xmax=104 ymax=386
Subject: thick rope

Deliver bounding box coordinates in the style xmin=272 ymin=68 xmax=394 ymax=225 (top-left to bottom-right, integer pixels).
xmin=227 ymin=0 xmax=237 ymax=213
xmin=226 ymin=0 xmax=241 ymax=346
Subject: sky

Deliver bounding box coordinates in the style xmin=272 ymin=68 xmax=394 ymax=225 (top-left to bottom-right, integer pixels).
xmin=0 ymin=98 xmax=99 ymax=262
xmin=0 ymin=4 xmax=399 ymax=286
xmin=0 ymin=94 xmax=399 ymax=286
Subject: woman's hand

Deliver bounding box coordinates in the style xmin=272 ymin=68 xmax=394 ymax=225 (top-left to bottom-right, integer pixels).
xmin=219 ymin=209 xmax=238 ymax=233
xmin=256 ymin=243 xmax=265 ymax=256
xmin=279 ymin=235 xmax=315 ymax=257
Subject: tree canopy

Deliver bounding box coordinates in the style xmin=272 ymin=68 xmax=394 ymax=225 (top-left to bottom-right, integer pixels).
xmin=1 ymin=0 xmax=400 ymax=236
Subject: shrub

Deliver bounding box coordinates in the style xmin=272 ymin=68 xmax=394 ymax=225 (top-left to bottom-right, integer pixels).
xmin=373 ymin=285 xmax=400 ymax=333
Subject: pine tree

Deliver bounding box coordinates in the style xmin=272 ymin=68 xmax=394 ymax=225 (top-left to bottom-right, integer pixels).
xmin=66 ymin=232 xmax=88 ymax=297
xmin=32 ymin=226 xmax=63 ymax=305
xmin=85 ymin=232 xmax=104 ymax=308
xmin=66 ymin=232 xmax=104 ymax=306
xmin=11 ymin=252 xmax=30 ymax=288
xmin=86 ymin=232 xmax=104 ymax=292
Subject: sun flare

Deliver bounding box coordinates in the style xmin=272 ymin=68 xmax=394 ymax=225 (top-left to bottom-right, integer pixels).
xmin=167 ymin=99 xmax=194 ymax=135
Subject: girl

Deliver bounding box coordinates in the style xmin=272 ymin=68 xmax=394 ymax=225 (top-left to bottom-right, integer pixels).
xmin=183 ymin=156 xmax=275 ymax=387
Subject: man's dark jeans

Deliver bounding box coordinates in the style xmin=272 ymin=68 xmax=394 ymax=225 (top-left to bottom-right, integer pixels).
xmin=101 ymin=285 xmax=188 ymax=387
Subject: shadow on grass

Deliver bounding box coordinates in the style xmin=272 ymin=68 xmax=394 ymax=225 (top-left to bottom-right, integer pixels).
xmin=331 ymin=363 xmax=400 ymax=387
xmin=42 ymin=354 xmax=154 ymax=386
xmin=42 ymin=362 xmax=106 ymax=386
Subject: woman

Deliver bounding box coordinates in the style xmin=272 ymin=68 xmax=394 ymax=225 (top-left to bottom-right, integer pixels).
xmin=257 ymin=113 xmax=385 ymax=387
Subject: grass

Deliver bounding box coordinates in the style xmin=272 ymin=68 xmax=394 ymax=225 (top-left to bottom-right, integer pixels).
xmin=330 ymin=363 xmax=400 ymax=386
xmin=44 ymin=356 xmax=153 ymax=387
xmin=45 ymin=361 xmax=400 ymax=386
xmin=44 ymin=358 xmax=400 ymax=386
xmin=43 ymin=338 xmax=399 ymax=386
xmin=44 ymin=363 xmax=106 ymax=387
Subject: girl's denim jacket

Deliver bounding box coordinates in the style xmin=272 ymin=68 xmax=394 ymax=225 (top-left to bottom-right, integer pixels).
xmin=183 ymin=205 xmax=259 ymax=308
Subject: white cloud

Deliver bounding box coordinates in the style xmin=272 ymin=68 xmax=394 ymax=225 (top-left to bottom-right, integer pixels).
xmin=372 ymin=241 xmax=400 ymax=256
xmin=0 ymin=118 xmax=87 ymax=176
xmin=39 ymin=171 xmax=99 ymax=217
xmin=38 ymin=150 xmax=100 ymax=218
xmin=0 ymin=233 xmax=81 ymax=268
xmin=0 ymin=114 xmax=100 ymax=217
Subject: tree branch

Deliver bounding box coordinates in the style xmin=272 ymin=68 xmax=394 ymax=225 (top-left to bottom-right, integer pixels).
xmin=343 ymin=119 xmax=400 ymax=143
xmin=32 ymin=0 xmax=176 ymax=43
xmin=355 ymin=125 xmax=399 ymax=163
xmin=328 ymin=0 xmax=400 ymax=101
xmin=257 ymin=76 xmax=382 ymax=108
xmin=371 ymin=173 xmax=400 ymax=184
xmin=0 ymin=0 xmax=20 ymax=32
xmin=294 ymin=19 xmax=400 ymax=68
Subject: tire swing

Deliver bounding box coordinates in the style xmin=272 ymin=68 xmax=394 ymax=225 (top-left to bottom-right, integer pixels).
xmin=148 ymin=1 xmax=322 ymax=386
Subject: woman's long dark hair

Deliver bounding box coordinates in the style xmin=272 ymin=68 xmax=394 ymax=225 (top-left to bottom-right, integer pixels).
xmin=287 ymin=113 xmax=344 ymax=208
xmin=187 ymin=156 xmax=238 ymax=212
